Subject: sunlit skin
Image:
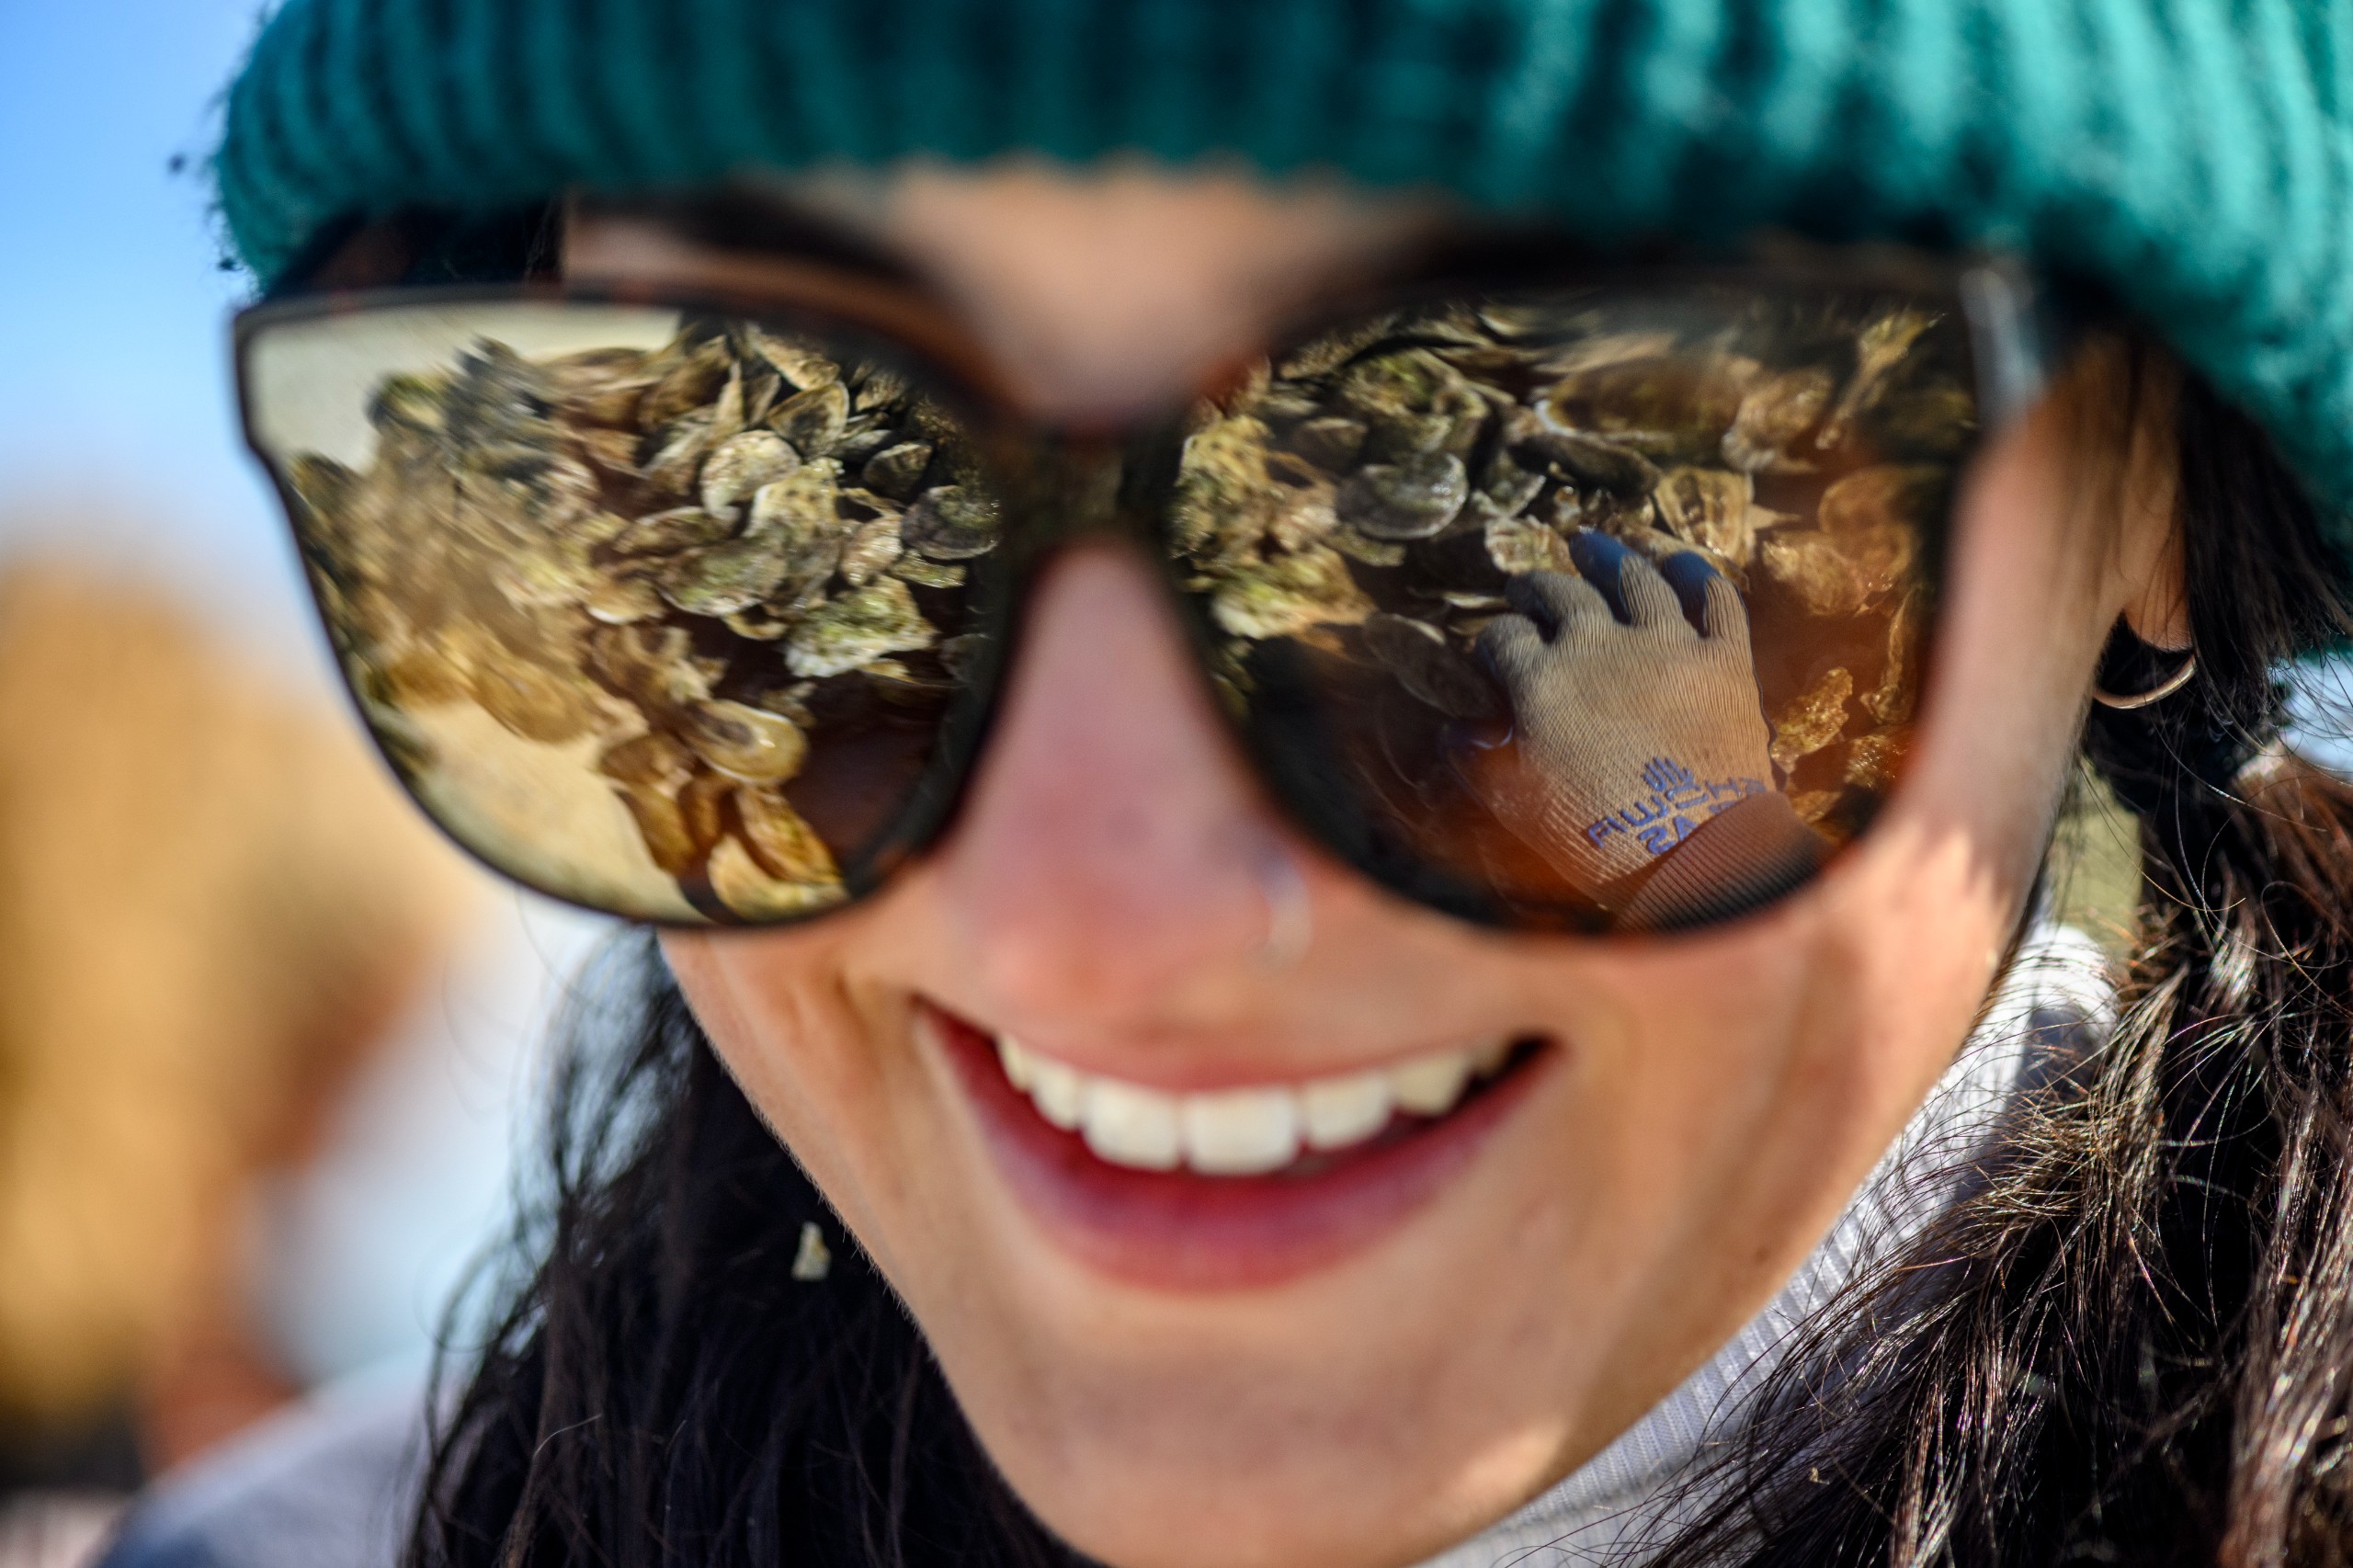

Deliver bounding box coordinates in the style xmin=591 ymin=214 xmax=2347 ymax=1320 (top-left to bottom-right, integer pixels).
xmin=649 ymin=167 xmax=2188 ymax=1568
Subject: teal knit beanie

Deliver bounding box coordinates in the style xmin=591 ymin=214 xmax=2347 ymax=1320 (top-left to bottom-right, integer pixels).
xmin=216 ymin=0 xmax=2353 ymax=537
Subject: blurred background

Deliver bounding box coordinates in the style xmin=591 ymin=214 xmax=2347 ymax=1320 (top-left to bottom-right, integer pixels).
xmin=0 ymin=6 xmax=614 ymax=1564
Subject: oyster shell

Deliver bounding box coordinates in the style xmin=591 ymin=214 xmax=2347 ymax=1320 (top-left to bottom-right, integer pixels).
xmin=641 ymin=411 xmax=718 ymax=498
xmin=862 ymin=440 xmax=935 ymax=500
xmin=772 ymin=382 xmax=850 ymax=459
xmin=598 ymin=730 xmax=696 ymax=790
xmin=1817 ymin=464 xmax=1934 ymax=593
xmin=1289 ymin=416 xmax=1368 ymax=471
xmin=1862 ymin=592 xmax=1923 ymax=725
xmin=1722 ymin=367 xmax=1834 ymax=472
xmin=891 ymin=554 xmax=969 ymax=588
xmin=1844 ymin=731 xmax=1904 ymax=789
xmin=1759 ymin=532 xmax=1871 ymax=618
xmin=1543 ymin=352 xmax=1759 ymax=462
xmin=464 ymin=641 xmax=605 ymax=745
xmin=1511 ymin=416 xmax=1662 ymax=497
xmin=706 ymin=833 xmax=845 ymax=919
xmin=1360 ymin=612 xmax=1503 ymax=720
xmin=1818 ymin=308 xmax=1938 ymax=450
xmin=1174 ymin=415 xmax=1279 ymax=557
xmin=677 ymin=699 xmax=810 ymax=782
xmin=1769 ymin=666 xmax=1855 ymax=773
xmin=639 ymin=335 xmax=733 ymax=428
xmin=1653 ymin=467 xmax=1764 ymax=563
xmin=1478 ymin=447 xmax=1548 ymax=517
xmin=585 ymin=572 xmax=666 ymax=625
xmin=699 ymin=429 xmax=800 ymax=515
xmin=1484 ymin=511 xmax=1577 ymax=576
xmin=838 ymin=511 xmax=907 ymax=586
xmin=741 ymin=325 xmax=842 ymax=392
xmin=612 ymin=506 xmax=736 ymax=558
xmin=735 ymin=784 xmax=845 ymax=888
xmin=656 ymin=530 xmax=790 ymax=618
xmin=615 ymin=781 xmax=709 ymax=876
xmin=1336 ymin=451 xmax=1469 ymax=540
xmin=786 ymin=577 xmax=938 ymax=677
xmin=903 ymin=484 xmax=1002 ymax=560
xmin=1208 ymin=547 xmax=1373 ymax=639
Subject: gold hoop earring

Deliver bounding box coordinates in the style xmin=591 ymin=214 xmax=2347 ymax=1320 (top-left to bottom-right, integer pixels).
xmin=2092 ymin=653 xmax=2197 ymax=710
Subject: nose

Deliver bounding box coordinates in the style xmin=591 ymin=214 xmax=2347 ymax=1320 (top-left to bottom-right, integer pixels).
xmin=931 ymin=542 xmax=1297 ymax=1028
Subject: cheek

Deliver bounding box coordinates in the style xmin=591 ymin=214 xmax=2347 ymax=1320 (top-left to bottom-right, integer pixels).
xmin=660 ymin=919 xmax=940 ymax=1275
xmin=1533 ymin=818 xmax=2010 ymax=1410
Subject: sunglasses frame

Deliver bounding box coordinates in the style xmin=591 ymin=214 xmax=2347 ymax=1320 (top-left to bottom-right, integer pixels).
xmin=233 ymin=202 xmax=2075 ymax=934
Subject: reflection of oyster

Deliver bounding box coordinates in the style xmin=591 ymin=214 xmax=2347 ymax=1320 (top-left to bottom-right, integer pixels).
xmin=903 ymin=484 xmax=1001 ymax=561
xmin=1168 ymin=284 xmax=1972 ymax=892
xmin=1770 ymin=667 xmax=1855 ymax=774
xmin=1337 ymin=452 xmax=1470 ymax=540
xmin=1819 ymin=464 xmax=1934 ymax=584
xmin=1654 ymin=467 xmax=1773 ymax=564
xmin=289 ymin=317 xmax=996 ymax=920
xmin=1863 ymin=593 xmax=1924 ymax=725
xmin=1362 ymin=613 xmax=1502 ymax=721
xmin=1483 ymin=512 xmax=1576 ymax=576
xmin=787 ymin=578 xmax=938 ymax=678
xmin=292 ymin=279 xmax=1972 ymax=922
xmin=1722 ymin=367 xmax=1833 ymax=472
xmin=1818 ymin=308 xmax=1938 ymax=449
xmin=1208 ymin=549 xmax=1373 ymax=640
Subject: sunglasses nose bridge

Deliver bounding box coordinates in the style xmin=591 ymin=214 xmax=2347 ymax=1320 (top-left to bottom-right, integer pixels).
xmin=995 ymin=436 xmax=1158 ymax=562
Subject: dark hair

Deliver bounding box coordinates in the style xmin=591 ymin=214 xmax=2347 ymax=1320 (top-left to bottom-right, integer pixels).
xmin=409 ymin=347 xmax=2353 ymax=1567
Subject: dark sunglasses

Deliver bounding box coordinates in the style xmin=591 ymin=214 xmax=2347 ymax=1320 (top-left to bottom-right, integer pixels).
xmin=233 ymin=201 xmax=2063 ymax=934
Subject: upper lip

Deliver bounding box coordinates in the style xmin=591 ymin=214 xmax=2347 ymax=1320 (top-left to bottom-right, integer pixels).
xmin=938 ymin=1014 xmax=1525 ymax=1095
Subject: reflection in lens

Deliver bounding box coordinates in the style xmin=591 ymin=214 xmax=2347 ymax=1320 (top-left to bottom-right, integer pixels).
xmin=249 ymin=303 xmax=997 ymax=923
xmin=1172 ymin=288 xmax=1966 ymax=931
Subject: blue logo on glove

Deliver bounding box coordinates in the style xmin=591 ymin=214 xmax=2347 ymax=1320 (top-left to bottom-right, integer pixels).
xmin=1587 ymin=757 xmax=1769 ymax=857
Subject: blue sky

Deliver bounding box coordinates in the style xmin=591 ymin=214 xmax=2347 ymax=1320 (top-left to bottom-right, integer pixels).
xmin=0 ymin=1 xmax=321 ymax=667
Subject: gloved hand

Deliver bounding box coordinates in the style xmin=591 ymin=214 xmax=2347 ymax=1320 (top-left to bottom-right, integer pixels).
xmin=1468 ymin=532 xmax=1777 ymax=890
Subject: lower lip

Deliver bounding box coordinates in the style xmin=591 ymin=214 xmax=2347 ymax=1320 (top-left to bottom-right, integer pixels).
xmin=926 ymin=1007 xmax=1551 ymax=1291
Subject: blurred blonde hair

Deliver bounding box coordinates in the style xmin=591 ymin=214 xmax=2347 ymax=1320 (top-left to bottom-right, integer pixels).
xmin=0 ymin=561 xmax=468 ymax=1433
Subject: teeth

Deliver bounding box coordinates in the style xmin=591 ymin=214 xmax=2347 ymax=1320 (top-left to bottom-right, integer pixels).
xmin=1029 ymin=1056 xmax=1087 ymax=1131
xmin=998 ymin=1035 xmax=1514 ymax=1174
xmin=1300 ymin=1071 xmax=1392 ymax=1151
xmin=996 ymin=1035 xmax=1039 ymax=1093
xmin=1082 ymin=1080 xmax=1183 ymax=1170
xmin=1182 ymin=1088 xmax=1300 ymax=1176
xmin=1390 ymin=1051 xmax=1472 ymax=1117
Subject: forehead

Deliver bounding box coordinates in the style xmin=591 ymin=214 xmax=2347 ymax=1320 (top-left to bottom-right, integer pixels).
xmin=568 ymin=165 xmax=1450 ymax=423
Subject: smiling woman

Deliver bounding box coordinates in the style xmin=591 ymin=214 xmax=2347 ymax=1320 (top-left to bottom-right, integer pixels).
xmin=105 ymin=2 xmax=2353 ymax=1565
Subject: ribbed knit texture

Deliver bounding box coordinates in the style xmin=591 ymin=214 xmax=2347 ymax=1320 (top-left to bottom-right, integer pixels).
xmin=216 ymin=0 xmax=2353 ymax=540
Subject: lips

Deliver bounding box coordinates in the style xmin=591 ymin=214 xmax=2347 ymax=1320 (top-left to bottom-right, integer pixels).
xmin=922 ymin=1004 xmax=1551 ymax=1290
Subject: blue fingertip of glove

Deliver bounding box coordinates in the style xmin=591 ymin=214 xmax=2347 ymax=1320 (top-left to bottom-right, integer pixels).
xmin=1565 ymin=530 xmax=1634 ymax=621
xmin=1655 ymin=551 xmax=1721 ymax=634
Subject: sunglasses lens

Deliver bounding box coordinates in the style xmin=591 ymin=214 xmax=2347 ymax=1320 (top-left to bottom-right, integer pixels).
xmin=244 ymin=301 xmax=1003 ymax=923
xmin=1173 ymin=284 xmax=1969 ymax=931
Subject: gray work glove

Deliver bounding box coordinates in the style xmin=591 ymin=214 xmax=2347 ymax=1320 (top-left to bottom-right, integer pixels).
xmin=1470 ymin=532 xmax=1777 ymax=889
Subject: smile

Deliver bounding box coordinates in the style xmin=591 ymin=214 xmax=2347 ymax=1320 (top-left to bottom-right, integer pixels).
xmin=922 ymin=1003 xmax=1553 ymax=1289
xmin=995 ymin=1033 xmax=1518 ymax=1175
